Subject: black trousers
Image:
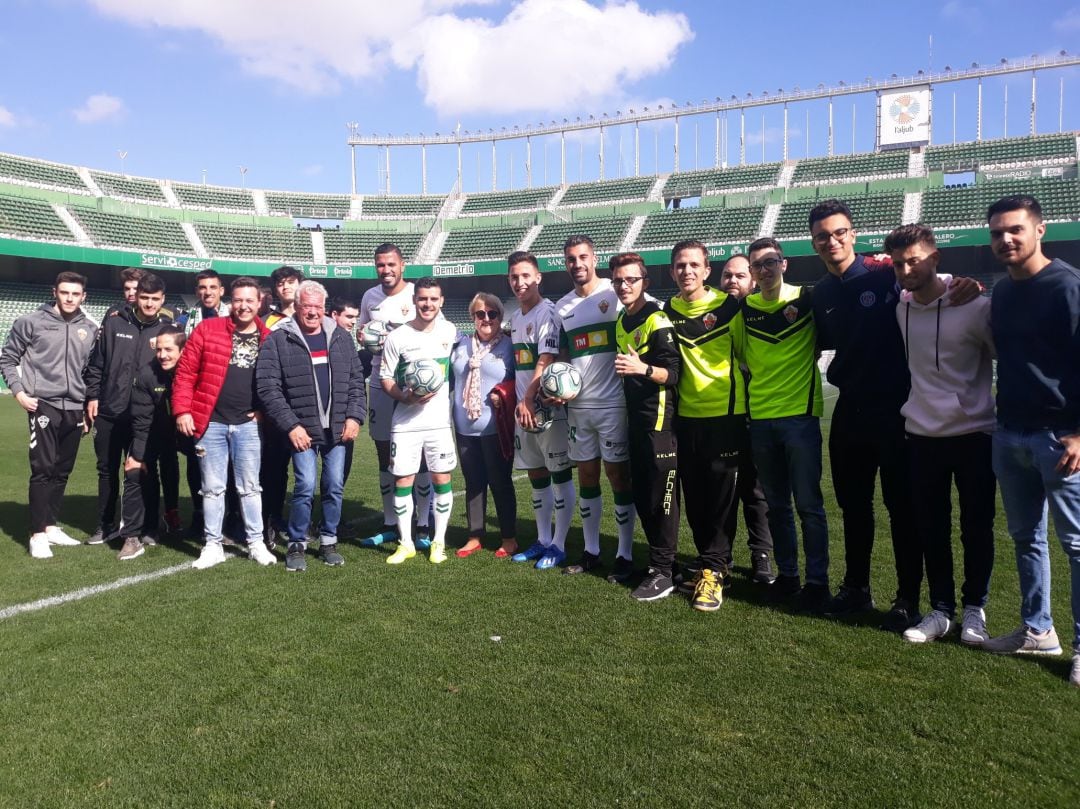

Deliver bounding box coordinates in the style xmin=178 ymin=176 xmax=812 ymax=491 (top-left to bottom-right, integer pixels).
xmin=456 ymin=432 xmax=517 ymax=538
xmin=261 ymin=422 xmax=291 ymax=529
xmin=828 ymin=395 xmax=921 ymax=602
xmin=28 ymin=401 xmax=83 ymax=533
xmin=731 ymin=446 xmax=773 ymax=565
xmin=907 ymin=432 xmax=996 ymax=614
xmin=628 ymin=427 xmax=679 ymax=574
xmin=675 ymin=414 xmax=745 ymax=572
xmin=95 ymin=415 xmax=159 ymax=530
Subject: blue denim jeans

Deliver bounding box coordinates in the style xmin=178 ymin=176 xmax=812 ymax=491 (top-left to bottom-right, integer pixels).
xmin=750 ymin=416 xmax=830 ymax=586
xmin=992 ymin=427 xmax=1080 ymax=648
xmin=289 ymin=438 xmax=347 ymax=543
xmin=196 ymin=419 xmax=263 ymax=545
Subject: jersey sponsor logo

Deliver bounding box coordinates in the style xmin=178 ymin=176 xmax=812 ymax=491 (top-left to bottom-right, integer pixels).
xmin=515 ymin=347 xmax=535 ymax=365
xmin=783 ymin=305 xmax=799 ymax=324
xmin=116 ymin=333 xmax=134 ymax=340
xmin=859 ymin=291 xmax=876 ymax=308
xmin=573 ymin=331 xmax=609 ymax=351
xmin=598 ymin=300 xmax=610 ymax=314
xmin=702 ymin=312 xmax=717 ymax=330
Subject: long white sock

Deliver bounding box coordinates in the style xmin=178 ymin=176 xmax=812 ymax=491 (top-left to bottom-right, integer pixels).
xmin=432 ymin=482 xmax=453 ymax=545
xmin=552 ymin=475 xmax=576 ymax=551
xmin=394 ymin=485 xmax=414 ymax=548
xmin=414 ymin=471 xmax=432 ymax=531
xmin=579 ymin=486 xmax=602 ymax=557
xmin=614 ymin=491 xmax=637 ymax=561
xmin=530 ymin=476 xmax=554 ymax=547
xmin=380 ymin=470 xmax=395 ymax=526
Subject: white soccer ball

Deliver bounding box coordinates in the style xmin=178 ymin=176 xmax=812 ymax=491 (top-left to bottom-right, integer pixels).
xmin=540 ymin=361 xmax=582 ymax=401
xmin=403 ymin=358 xmax=445 ymax=397
xmin=523 ymin=393 xmax=553 ymax=433
xmin=360 ymin=320 xmax=388 ymax=353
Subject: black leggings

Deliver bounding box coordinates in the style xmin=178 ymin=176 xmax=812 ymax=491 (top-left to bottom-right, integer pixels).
xmin=456 ymin=432 xmax=517 ymax=539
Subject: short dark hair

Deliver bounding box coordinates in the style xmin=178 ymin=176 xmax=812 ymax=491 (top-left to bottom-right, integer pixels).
xmin=608 ymin=252 xmax=646 ymax=273
xmin=270 ymin=265 xmax=304 ymax=286
xmin=137 ymin=273 xmax=166 ymax=295
xmin=230 ymin=276 xmax=261 ymax=294
xmin=883 ymin=223 xmax=937 ymax=254
xmin=374 ymin=243 xmax=403 ymax=261
xmin=194 ymin=270 xmax=221 ymax=284
xmin=563 ymin=235 xmax=595 ymax=253
xmin=328 ymin=296 xmax=359 ymax=315
xmin=808 ymin=199 xmax=853 ymax=231
xmin=507 ymin=250 xmax=539 ymax=271
xmin=987 ymin=194 xmax=1043 ymax=223
xmin=747 ymin=238 xmax=783 ymax=258
xmin=54 ymin=271 xmax=87 ymax=290
xmin=120 ymin=267 xmax=145 ymax=284
xmin=413 ymin=277 xmax=442 ymax=295
xmin=671 ymin=239 xmax=709 ymax=266
xmin=155 ymin=324 xmax=187 ymax=349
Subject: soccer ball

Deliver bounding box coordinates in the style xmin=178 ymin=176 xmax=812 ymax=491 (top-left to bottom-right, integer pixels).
xmin=523 ymin=393 xmax=553 ymax=433
xmin=360 ymin=320 xmax=388 ymax=352
xmin=403 ymin=358 xmax=445 ymax=397
xmin=540 ymin=362 xmax=582 ymax=401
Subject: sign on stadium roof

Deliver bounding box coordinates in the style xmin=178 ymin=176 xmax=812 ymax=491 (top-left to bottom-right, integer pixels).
xmin=879 ymin=87 xmax=931 ymax=150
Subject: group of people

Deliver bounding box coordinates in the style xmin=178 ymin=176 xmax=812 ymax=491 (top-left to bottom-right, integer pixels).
xmin=2 ymin=192 xmax=1078 ymax=688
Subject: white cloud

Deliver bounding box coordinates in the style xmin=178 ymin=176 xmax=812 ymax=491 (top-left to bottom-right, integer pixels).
xmin=86 ymin=0 xmax=692 ymax=115
xmin=72 ymin=93 xmax=126 ymax=123
xmin=301 ymin=163 xmax=324 ymax=176
xmin=0 ymin=106 xmax=16 ymax=127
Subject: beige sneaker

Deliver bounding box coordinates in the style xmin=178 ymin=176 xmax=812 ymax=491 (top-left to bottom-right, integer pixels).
xmin=117 ymin=536 xmax=145 ymax=561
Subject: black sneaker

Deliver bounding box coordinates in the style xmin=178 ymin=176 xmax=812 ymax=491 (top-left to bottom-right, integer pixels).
xmin=140 ymin=533 xmax=159 ymax=547
xmin=675 ymin=564 xmax=702 ymax=595
xmin=751 ymin=551 xmax=777 ymax=585
xmin=796 ymin=582 xmax=831 ymax=614
xmin=318 ymin=543 xmax=345 ymax=567
xmin=824 ymin=585 xmax=875 ymax=616
xmin=631 ymin=568 xmax=675 ymax=602
xmin=563 ymin=551 xmax=601 ymax=575
xmin=606 ymin=556 xmax=635 ymax=585
xmin=285 ymin=542 xmax=307 ymax=573
xmin=185 ymin=514 xmax=204 ymax=540
xmin=87 ymin=524 xmax=116 ymax=545
xmin=769 ymin=574 xmax=802 ymax=603
xmin=881 ymin=598 xmax=921 ymax=633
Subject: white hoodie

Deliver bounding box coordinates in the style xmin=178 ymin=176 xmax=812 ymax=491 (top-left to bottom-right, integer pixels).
xmin=897 ymin=286 xmax=995 ymax=437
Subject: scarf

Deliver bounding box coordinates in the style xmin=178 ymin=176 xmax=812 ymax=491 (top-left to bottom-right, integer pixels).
xmin=464 ymin=330 xmax=501 ymax=421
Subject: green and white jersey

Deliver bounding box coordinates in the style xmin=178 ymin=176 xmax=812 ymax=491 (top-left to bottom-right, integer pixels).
xmin=379 ymin=318 xmax=458 ymax=433
xmin=360 ymin=282 xmax=415 ymax=358
xmin=663 ymin=286 xmax=746 ymax=418
xmin=741 ymin=283 xmax=822 ymax=419
xmin=509 ymin=298 xmax=560 ymax=401
xmin=555 ymin=279 xmax=622 ymax=409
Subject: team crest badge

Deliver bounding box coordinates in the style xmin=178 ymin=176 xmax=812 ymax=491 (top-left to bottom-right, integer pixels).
xmin=859 ymin=291 xmax=876 ymax=308
xmin=401 ymin=304 xmax=410 ymax=317
xmin=149 ymin=337 xmax=157 ymax=349
xmin=526 ymin=323 xmax=534 ymax=336
xmin=77 ymin=328 xmax=88 ymax=341
xmin=702 ymin=312 xmax=717 ymax=330
xmin=633 ymin=328 xmax=642 ymax=344
xmin=783 ymin=305 xmax=798 ymax=324
xmin=598 ymin=300 xmax=610 ymax=314
xmin=36 ymin=415 xmax=50 ymax=429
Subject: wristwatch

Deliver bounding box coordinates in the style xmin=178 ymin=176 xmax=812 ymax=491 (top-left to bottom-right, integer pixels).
xmin=645 ymin=365 xmax=654 ymax=378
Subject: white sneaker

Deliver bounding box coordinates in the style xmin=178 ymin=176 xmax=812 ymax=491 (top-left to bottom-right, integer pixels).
xmin=961 ymin=606 xmax=989 ymax=646
xmin=983 ymin=625 xmax=1062 ymax=655
xmin=247 ymin=540 xmax=276 ymax=566
xmin=1070 ymin=654 xmax=1080 ymax=688
xmin=192 ymin=541 xmax=226 ymax=570
xmin=44 ymin=526 xmax=81 ymax=546
xmin=903 ymin=609 xmax=952 ymax=643
xmin=29 ymin=533 xmax=53 ymax=559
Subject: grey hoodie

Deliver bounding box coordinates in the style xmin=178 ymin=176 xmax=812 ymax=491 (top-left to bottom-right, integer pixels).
xmin=0 ymin=302 xmax=98 ymax=410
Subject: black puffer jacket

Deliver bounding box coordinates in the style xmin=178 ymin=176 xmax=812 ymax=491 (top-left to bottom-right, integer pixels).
xmin=256 ymin=316 xmax=366 ymax=445
xmin=83 ymin=305 xmax=174 ymax=419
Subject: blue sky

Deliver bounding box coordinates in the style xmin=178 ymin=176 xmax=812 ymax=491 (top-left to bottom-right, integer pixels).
xmin=0 ymin=0 xmax=1076 ymax=196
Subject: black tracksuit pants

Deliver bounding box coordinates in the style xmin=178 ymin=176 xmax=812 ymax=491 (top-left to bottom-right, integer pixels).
xmin=28 ymin=401 xmax=83 ymax=534
xmin=628 ymin=426 xmax=679 ymax=574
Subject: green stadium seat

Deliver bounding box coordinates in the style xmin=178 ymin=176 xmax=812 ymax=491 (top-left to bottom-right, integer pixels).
xmin=358 ymin=195 xmax=445 ymax=217
xmin=438 ymin=226 xmax=528 ymax=260
xmin=925 ymin=134 xmax=1077 ymax=172
xmin=635 ymin=206 xmax=764 ymax=248
xmin=791 ymin=152 xmax=908 ymax=185
xmin=322 ymin=230 xmax=424 ymax=263
xmin=664 ymin=164 xmax=781 ymax=197
xmin=773 ymin=192 xmax=905 ymax=237
xmin=172 ymin=183 xmax=256 ymax=212
xmin=460 ymin=187 xmax=557 ymax=214
xmin=194 ymin=223 xmax=314 ymax=261
xmin=91 ymin=173 xmax=167 ymax=203
xmin=0 ymin=154 xmax=87 ymax=191
xmin=0 ymin=194 xmax=75 ymax=241
xmin=559 ymin=178 xmax=654 ymax=206
xmin=266 ymin=192 xmax=351 ymax=219
xmin=922 ymin=177 xmax=1080 ymax=227
xmin=70 ymin=206 xmax=192 ymax=253
xmin=530 ymin=217 xmax=632 ymax=255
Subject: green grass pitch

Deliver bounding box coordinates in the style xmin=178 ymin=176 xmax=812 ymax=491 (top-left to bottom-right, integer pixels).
xmin=0 ymin=394 xmax=1077 ymax=808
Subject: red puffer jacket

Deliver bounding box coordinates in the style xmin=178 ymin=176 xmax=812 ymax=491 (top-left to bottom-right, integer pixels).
xmin=172 ymin=315 xmax=270 ymax=439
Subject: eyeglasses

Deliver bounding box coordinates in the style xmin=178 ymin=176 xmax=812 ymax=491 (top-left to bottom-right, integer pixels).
xmin=611 ymin=277 xmax=644 ymax=287
xmin=812 ymin=227 xmax=852 ymax=245
xmin=472 ymin=309 xmax=500 ymax=321
xmin=749 ymin=258 xmax=783 ymax=272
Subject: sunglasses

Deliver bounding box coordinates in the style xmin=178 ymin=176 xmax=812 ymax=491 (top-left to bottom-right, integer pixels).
xmin=472 ymin=309 xmax=500 ymax=321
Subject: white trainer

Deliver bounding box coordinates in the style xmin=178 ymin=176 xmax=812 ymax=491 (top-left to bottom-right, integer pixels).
xmin=1070 ymin=654 xmax=1080 ymax=688
xmin=960 ymin=606 xmax=989 ymax=646
xmin=247 ymin=540 xmax=277 ymax=566
xmin=903 ymin=609 xmax=952 ymax=643
xmin=45 ymin=526 xmax=81 ymax=546
xmin=192 ymin=541 xmax=226 ymax=570
xmin=29 ymin=533 xmax=53 ymax=559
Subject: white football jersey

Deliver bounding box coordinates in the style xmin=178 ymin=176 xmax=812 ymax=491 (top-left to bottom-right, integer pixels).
xmin=509 ymin=298 xmax=561 ymax=401
xmin=379 ymin=318 xmax=458 ymax=433
xmin=554 ymin=278 xmax=622 ymax=409
xmin=360 ymin=282 xmax=415 ymax=354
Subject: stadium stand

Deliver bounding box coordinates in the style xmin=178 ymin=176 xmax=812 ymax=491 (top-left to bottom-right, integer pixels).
xmin=0 ymin=194 xmax=75 ymax=241
xmin=664 ymin=164 xmax=783 ymax=197
xmin=634 ymin=206 xmax=765 ymax=247
xmin=924 ymin=134 xmax=1078 ymax=171
xmin=265 ymin=191 xmax=351 ymax=219
xmin=460 ymin=187 xmax=557 ymax=214
xmin=438 ymin=225 xmax=529 ymax=260
xmin=440 ymin=299 xmax=473 ymax=333
xmin=358 ymin=195 xmax=445 ymax=217
xmin=0 ymin=153 xmax=87 ymax=191
xmin=194 ymin=222 xmax=314 ymax=261
xmin=921 ymin=177 xmax=1080 ymax=227
xmin=791 ymin=152 xmax=909 ymax=185
xmin=172 ymin=182 xmax=257 ymax=212
xmin=558 ymin=177 xmax=654 ymax=206
xmin=69 ymin=206 xmax=192 ymax=253
xmin=90 ymin=172 xmax=167 ymax=203
xmin=322 ymin=230 xmax=424 ymax=263
xmin=773 ymin=191 xmax=906 ymax=237
xmin=530 ymin=216 xmax=632 ymax=254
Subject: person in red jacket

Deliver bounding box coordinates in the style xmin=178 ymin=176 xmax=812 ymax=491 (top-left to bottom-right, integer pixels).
xmin=173 ymin=277 xmax=276 ymax=570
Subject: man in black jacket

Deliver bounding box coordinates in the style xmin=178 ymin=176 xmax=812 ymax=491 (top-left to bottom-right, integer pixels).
xmin=116 ymin=326 xmax=186 ymax=560
xmin=84 ymin=272 xmax=174 ymax=545
xmin=256 ymin=280 xmax=366 ymax=572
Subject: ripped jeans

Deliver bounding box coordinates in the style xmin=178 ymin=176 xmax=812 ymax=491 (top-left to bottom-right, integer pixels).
xmin=195 ymin=419 xmax=263 ymax=545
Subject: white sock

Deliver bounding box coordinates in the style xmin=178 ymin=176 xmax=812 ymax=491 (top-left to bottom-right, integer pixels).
xmin=552 ymin=478 xmax=575 ymax=551
xmin=433 ymin=484 xmax=453 ymax=545
xmin=394 ymin=485 xmax=414 ymax=548
xmin=380 ymin=470 xmax=395 ymax=526
xmin=580 ymin=490 xmax=602 ymax=557
xmin=414 ymin=471 xmax=432 ymax=532
xmin=614 ymin=495 xmax=636 ymax=561
xmin=530 ymin=478 xmax=554 ymax=547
